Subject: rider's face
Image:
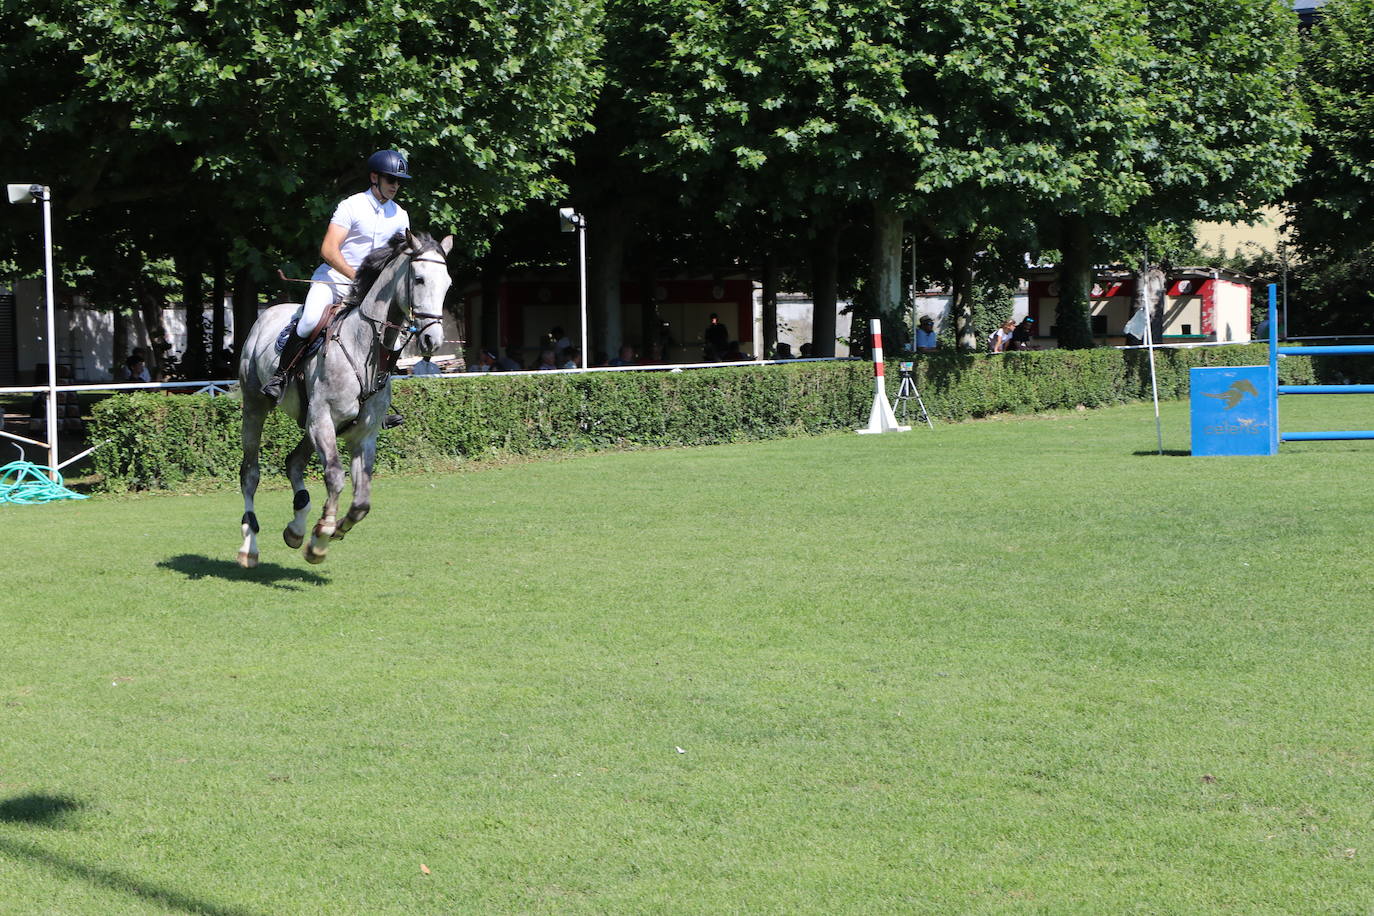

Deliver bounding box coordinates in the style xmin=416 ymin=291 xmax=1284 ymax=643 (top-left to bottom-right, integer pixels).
xmin=372 ymin=172 xmax=402 ymax=202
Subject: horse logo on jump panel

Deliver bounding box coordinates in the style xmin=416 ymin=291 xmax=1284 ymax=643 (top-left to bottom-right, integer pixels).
xmin=1204 ymin=379 xmax=1259 ymax=410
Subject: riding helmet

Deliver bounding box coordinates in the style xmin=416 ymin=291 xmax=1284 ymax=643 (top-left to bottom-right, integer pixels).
xmin=367 ymin=149 xmax=411 ymax=180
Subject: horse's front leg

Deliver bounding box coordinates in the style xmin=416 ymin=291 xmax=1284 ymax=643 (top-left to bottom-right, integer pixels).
xmin=282 ymin=435 xmax=314 ymax=549
xmin=303 ymin=411 xmax=344 ymax=565
xmin=332 ymin=436 xmax=377 ymax=540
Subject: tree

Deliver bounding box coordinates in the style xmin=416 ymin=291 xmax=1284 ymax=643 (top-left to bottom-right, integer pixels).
xmin=2 ymin=0 xmax=604 ymax=371
xmin=1288 ymin=0 xmax=1374 ymax=331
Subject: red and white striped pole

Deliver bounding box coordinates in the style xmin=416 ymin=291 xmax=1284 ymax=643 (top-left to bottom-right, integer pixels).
xmin=856 ymin=318 xmax=910 ymax=434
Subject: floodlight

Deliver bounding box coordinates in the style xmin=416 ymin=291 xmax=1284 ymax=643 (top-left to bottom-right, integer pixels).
xmin=558 ymin=206 xmax=583 ymax=232
xmin=8 ymin=183 xmax=43 ymax=205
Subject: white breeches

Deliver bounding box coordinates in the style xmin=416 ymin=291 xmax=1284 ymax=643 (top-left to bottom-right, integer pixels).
xmin=299 ymin=267 xmax=349 ymax=338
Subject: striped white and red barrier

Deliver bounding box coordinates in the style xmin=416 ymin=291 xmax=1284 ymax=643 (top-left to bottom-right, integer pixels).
xmin=856 ymin=319 xmax=910 ymax=435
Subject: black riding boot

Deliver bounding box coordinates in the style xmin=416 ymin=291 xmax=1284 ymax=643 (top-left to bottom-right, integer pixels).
xmin=261 ymin=333 xmax=310 ymax=400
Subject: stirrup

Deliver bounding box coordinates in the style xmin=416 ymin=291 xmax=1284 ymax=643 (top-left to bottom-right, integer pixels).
xmin=261 ymin=372 xmax=289 ymax=400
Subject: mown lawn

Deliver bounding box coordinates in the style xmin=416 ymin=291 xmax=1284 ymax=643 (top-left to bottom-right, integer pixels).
xmin=2 ymin=397 xmax=1372 ymax=914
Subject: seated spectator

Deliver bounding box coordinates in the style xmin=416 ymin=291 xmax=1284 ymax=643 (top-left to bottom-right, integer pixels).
xmin=915 ymin=316 xmax=938 ymax=353
xmin=559 ymin=347 xmax=580 ymax=369
xmin=118 ymin=352 xmax=151 ymax=383
xmin=497 ymin=346 xmax=524 ymax=371
xmin=608 ymin=344 xmax=637 ymax=367
xmin=988 ymin=319 xmax=1016 ymax=353
xmin=724 ymin=341 xmax=748 ymax=361
xmin=471 ymin=349 xmax=497 ymax=372
xmin=798 ymin=342 xmax=813 ymax=358
xmin=534 ymin=347 xmax=559 ymax=370
xmin=1010 ymin=317 xmax=1035 ymax=351
xmin=773 ymin=342 xmax=793 ymax=360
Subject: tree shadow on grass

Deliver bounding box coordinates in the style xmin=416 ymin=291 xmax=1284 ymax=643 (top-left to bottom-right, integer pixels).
xmin=157 ymin=554 xmax=328 ymax=590
xmin=0 ymin=794 xmax=263 ymax=916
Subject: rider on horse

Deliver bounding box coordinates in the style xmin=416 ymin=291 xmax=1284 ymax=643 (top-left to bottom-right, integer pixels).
xmin=261 ymin=149 xmax=413 ymax=401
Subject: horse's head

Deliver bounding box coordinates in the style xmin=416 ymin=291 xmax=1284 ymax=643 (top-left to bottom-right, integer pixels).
xmin=401 ymin=230 xmax=454 ymax=357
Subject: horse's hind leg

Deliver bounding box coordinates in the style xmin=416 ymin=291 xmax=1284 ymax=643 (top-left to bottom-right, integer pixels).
xmin=282 ymin=435 xmax=314 ymax=549
xmin=238 ymin=400 xmax=267 ymax=568
xmin=303 ymin=412 xmax=343 ymax=564
xmin=333 ymin=437 xmax=377 ymax=541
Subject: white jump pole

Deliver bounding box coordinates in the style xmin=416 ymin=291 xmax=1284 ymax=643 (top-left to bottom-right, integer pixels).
xmin=856 ymin=318 xmax=910 ymax=434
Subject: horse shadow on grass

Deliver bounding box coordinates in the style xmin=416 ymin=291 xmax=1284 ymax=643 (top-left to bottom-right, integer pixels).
xmin=0 ymin=793 xmax=263 ymax=916
xmin=158 ymin=554 xmax=328 ymax=591
xmin=1132 ymin=449 xmax=1191 ymax=457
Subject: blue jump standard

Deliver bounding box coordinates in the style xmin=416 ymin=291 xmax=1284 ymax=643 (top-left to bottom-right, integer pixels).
xmin=1267 ymin=282 xmax=1374 ymax=446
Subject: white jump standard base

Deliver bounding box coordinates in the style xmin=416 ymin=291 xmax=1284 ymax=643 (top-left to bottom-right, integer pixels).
xmin=856 ymin=319 xmax=910 ymax=434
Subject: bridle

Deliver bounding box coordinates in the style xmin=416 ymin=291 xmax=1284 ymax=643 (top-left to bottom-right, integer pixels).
xmin=382 ymin=249 xmax=448 ymax=347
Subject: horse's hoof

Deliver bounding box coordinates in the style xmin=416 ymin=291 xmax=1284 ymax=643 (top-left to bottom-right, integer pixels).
xmin=237 ymin=552 xmax=259 ymax=569
xmin=330 ymin=530 xmax=347 ymax=541
xmin=304 ymin=546 xmax=327 ymax=565
xmin=283 ymin=528 xmax=304 ymax=549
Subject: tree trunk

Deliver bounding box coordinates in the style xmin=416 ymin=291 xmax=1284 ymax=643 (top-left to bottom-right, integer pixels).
xmin=211 ymin=254 xmax=227 ymax=376
xmin=871 ymin=201 xmax=904 ymax=314
xmin=1056 ymin=215 xmax=1096 ymax=349
xmin=1132 ymin=264 xmax=1167 ymax=343
xmin=180 ymin=251 xmax=207 ymax=378
xmin=761 ymin=247 xmax=778 ymax=358
xmin=231 ymin=266 xmax=259 ymax=369
xmin=810 ymin=220 xmax=840 ymax=358
xmin=951 ymin=234 xmax=978 ymax=351
xmin=135 ymin=274 xmax=171 ymax=380
xmin=479 ymin=252 xmax=504 ymax=353
xmin=587 ymin=201 xmax=627 ymax=363
xmin=112 ymin=308 xmax=129 ymax=380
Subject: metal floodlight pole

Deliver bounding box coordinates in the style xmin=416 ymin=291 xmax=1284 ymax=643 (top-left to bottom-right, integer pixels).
xmin=560 ymin=206 xmax=588 ymax=366
xmin=7 ymin=183 xmax=58 ymax=479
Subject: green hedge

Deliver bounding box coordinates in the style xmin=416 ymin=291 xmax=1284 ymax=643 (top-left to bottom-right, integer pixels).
xmin=88 ymin=344 xmax=1317 ymax=491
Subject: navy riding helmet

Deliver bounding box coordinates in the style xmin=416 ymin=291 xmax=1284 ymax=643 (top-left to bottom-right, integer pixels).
xmin=367 ymin=149 xmax=411 ymax=180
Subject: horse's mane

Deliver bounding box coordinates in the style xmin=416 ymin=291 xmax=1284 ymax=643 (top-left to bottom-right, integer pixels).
xmin=343 ymin=230 xmax=443 ymax=307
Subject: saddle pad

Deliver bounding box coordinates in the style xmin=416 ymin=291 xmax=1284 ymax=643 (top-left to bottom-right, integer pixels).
xmin=275 ymin=306 xmax=327 ymax=357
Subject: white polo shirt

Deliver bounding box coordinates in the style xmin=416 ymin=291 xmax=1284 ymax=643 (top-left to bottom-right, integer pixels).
xmin=330 ymin=188 xmax=410 ymax=270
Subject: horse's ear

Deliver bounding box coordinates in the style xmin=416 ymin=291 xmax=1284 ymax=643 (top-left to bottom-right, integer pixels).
xmin=440 ymin=235 xmax=454 ymax=255
xmin=405 ymin=228 xmax=420 ymax=252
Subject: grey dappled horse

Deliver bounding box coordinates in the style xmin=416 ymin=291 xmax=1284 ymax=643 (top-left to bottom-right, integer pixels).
xmin=237 ymin=230 xmax=453 ymax=567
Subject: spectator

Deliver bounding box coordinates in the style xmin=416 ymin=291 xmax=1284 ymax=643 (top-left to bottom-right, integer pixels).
xmin=535 ymin=347 xmax=559 ymax=370
xmin=988 ymin=319 xmax=1016 ymax=353
xmin=724 ymin=340 xmax=747 ymax=361
xmin=497 ymin=346 xmax=523 ymax=371
xmin=774 ymin=342 xmax=793 ymax=360
xmin=118 ymin=352 xmax=151 ymax=383
xmin=559 ymin=347 xmax=580 ymax=369
xmin=472 ymin=349 xmax=497 ymax=372
xmin=547 ymin=325 xmax=571 ymax=352
xmin=1010 ymin=317 xmax=1035 ymax=351
xmin=915 ymin=316 xmax=938 ymax=353
xmin=798 ymin=342 xmax=813 ymax=358
xmin=703 ymin=312 xmax=729 ymax=361
xmin=609 ymin=344 xmax=637 ymax=367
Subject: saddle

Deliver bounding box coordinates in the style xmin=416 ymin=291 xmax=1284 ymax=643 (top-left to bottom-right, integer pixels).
xmin=274 ymin=303 xmax=340 ymax=358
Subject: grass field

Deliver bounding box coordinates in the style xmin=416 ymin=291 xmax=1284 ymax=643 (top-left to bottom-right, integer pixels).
xmin=3 ymin=397 xmax=1373 ymax=914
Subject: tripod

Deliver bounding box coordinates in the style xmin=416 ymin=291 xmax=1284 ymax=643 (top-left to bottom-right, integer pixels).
xmin=893 ymin=368 xmax=934 ymax=430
